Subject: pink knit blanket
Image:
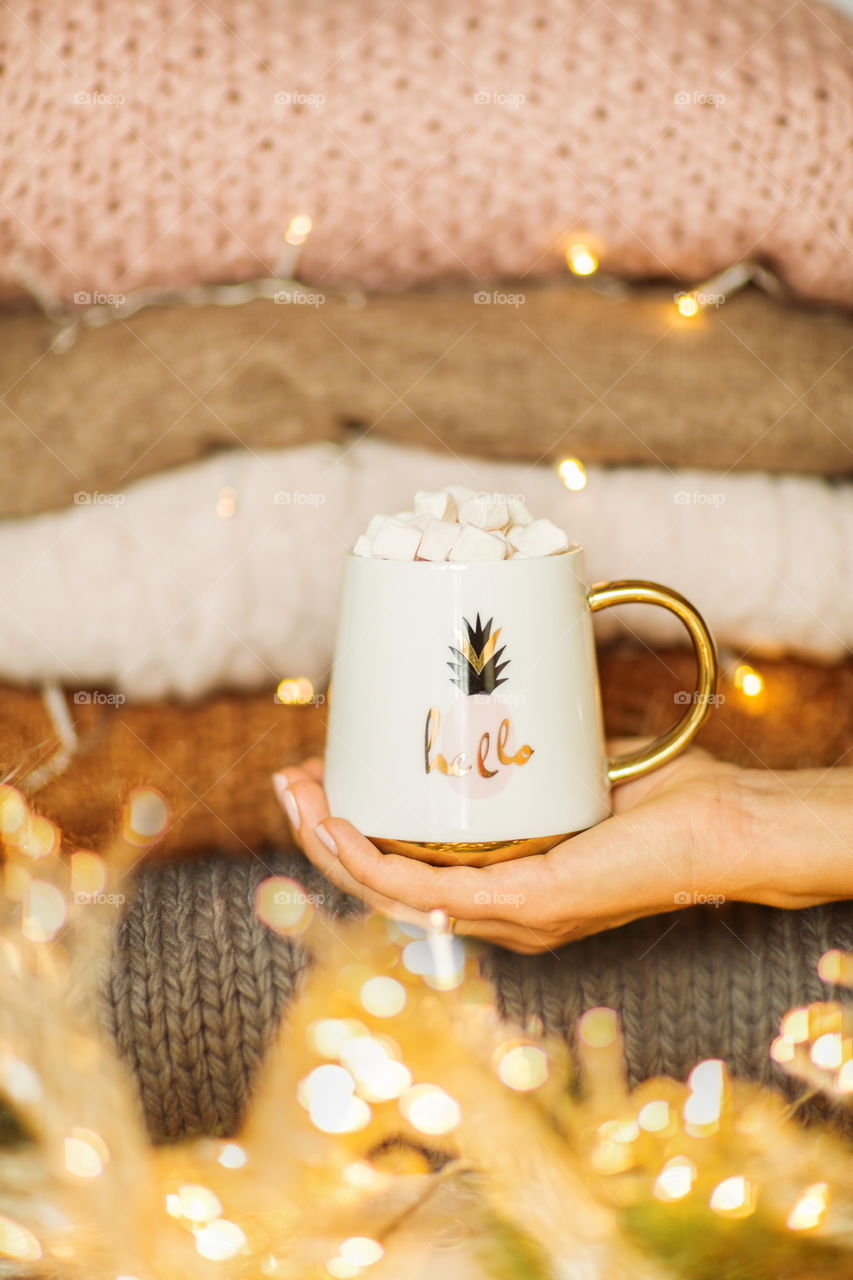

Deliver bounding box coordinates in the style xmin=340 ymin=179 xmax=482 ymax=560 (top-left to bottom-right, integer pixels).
xmin=2 ymin=0 xmax=851 ymax=304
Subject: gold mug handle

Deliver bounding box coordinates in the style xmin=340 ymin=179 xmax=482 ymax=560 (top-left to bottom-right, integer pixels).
xmin=588 ymin=580 xmax=718 ymax=785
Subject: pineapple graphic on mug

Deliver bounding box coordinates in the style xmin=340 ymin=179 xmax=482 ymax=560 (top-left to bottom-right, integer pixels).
xmin=425 ymin=614 xmax=534 ymax=798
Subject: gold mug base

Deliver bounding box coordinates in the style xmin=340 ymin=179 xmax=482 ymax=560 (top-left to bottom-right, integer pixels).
xmin=370 ymin=832 xmax=577 ymax=867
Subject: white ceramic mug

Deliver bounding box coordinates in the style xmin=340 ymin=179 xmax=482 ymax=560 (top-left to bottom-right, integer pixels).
xmin=324 ymin=546 xmax=717 ymax=865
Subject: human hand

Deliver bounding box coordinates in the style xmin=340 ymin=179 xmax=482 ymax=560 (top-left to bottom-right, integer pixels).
xmin=272 ymin=748 xmax=853 ymax=954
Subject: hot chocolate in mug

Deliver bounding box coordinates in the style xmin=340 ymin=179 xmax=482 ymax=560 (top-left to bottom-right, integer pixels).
xmin=324 ymin=546 xmax=717 ymax=865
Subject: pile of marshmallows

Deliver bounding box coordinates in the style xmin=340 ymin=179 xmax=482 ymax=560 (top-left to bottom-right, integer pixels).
xmin=352 ymin=487 xmax=571 ymax=562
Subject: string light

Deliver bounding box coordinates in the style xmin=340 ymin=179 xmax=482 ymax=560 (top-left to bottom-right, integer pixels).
xmin=654 ymin=1156 xmax=696 ymax=1202
xmin=122 ymin=788 xmax=169 ymax=846
xmin=275 ymin=676 xmax=316 ymax=705
xmin=709 ymin=1175 xmax=755 ymax=1218
xmin=217 ymin=1142 xmax=247 ymax=1169
xmin=566 ymin=243 xmax=599 ymax=276
xmin=285 ymin=214 xmax=313 ymax=246
xmin=495 ymin=1042 xmax=549 ymax=1091
xmin=557 ymin=457 xmax=588 ymax=490
xmin=733 ymin=663 xmax=764 ymax=698
xmin=400 ymin=1083 xmax=461 ymax=1135
xmin=672 ymin=261 xmax=758 ymax=320
xmin=216 ymin=486 xmax=238 ymax=518
xmin=788 ymin=1182 xmax=829 ymax=1231
xmin=194 ymin=1219 xmax=248 ymax=1261
xmin=339 ymin=1237 xmax=384 ymax=1267
xmin=360 ymin=976 xmax=406 ymax=1017
xmin=675 ymin=292 xmax=700 ymax=318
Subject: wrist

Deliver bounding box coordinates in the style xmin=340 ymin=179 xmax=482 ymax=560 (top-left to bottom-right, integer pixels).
xmin=720 ymin=765 xmax=853 ymax=907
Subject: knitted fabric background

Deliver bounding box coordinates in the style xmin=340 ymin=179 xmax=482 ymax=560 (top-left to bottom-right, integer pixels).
xmin=1 ymin=439 xmax=850 ymax=700
xmin=103 ymin=850 xmax=853 ymax=1142
xmin=1 ymin=0 xmax=851 ymax=304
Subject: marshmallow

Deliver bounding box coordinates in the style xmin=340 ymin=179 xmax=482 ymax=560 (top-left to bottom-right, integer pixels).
xmin=366 ymin=513 xmax=385 ymax=538
xmin=371 ymin=517 xmax=423 ymax=561
xmin=417 ymin=517 xmax=461 ymax=562
xmin=507 ymin=496 xmax=534 ymax=527
xmin=414 ymin=490 xmax=455 ymax=521
xmin=507 ymin=518 xmax=570 ymax=557
xmin=395 ymin=511 xmax=431 ymax=531
xmin=444 ymin=484 xmax=476 ymax=515
xmin=352 ymin=534 xmax=374 ymax=557
xmin=457 ymin=494 xmax=509 ymax=531
xmin=448 ymin=523 xmax=508 ymax=562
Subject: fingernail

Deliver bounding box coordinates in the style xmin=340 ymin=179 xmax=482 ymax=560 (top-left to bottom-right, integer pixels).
xmin=282 ymin=788 xmax=301 ymax=831
xmin=314 ymin=822 xmax=337 ymax=855
xmin=272 ymin=771 xmax=290 ymax=805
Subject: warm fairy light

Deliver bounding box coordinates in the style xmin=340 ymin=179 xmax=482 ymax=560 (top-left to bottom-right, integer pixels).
xmin=788 ymin=1182 xmax=829 ymax=1231
xmin=285 ymin=214 xmax=313 ymax=246
xmin=710 ymin=1175 xmax=755 ymax=1217
xmin=0 ymin=1053 xmax=42 ymax=1104
xmin=255 ymin=876 xmax=314 ymax=935
xmin=818 ymin=949 xmax=853 ymax=985
xmin=733 ymin=663 xmax=764 ymax=698
xmin=194 ymin=1219 xmax=248 ymax=1261
xmin=174 ymin=1185 xmax=222 ymax=1223
xmin=309 ymin=1018 xmax=368 ymax=1058
xmin=339 ymin=1237 xmax=384 ymax=1267
xmin=216 ymin=486 xmax=238 ymax=519
xmin=684 ymin=1059 xmax=726 ymax=1132
xmin=654 ymin=1157 xmax=696 ymax=1201
xmin=64 ymin=1134 xmax=104 ymax=1179
xmin=15 ymin=813 xmax=59 ymax=859
xmin=403 ymin=931 xmax=465 ymax=990
xmin=566 ymin=243 xmax=598 ymax=276
xmin=781 ymin=1007 xmax=810 ymax=1044
xmin=360 ymin=976 xmax=406 ymax=1017
xmin=496 ymin=1043 xmax=549 ymax=1091
xmin=22 ymin=881 xmax=67 ymax=943
xmin=275 ymin=676 xmax=315 ymax=705
xmin=557 ymin=457 xmax=588 ymax=491
xmin=400 ymin=1083 xmax=461 ymax=1135
xmin=352 ymin=1057 xmax=411 ymax=1103
xmin=70 ymin=851 xmax=107 ymax=899
xmin=578 ymin=1007 xmax=618 ymax=1048
xmin=676 ymin=293 xmax=700 ymax=318
xmin=300 ymin=1065 xmax=371 ymax=1133
xmin=0 ymin=785 xmax=27 ymax=838
xmin=217 ymin=1142 xmax=247 ymax=1169
xmin=770 ymin=1035 xmax=795 ymax=1064
xmin=0 ymin=1216 xmax=42 ymax=1261
xmin=837 ymin=1060 xmax=853 ymax=1092
xmin=638 ymin=1100 xmax=671 ymax=1132
xmin=123 ymin=788 xmax=169 ymax=846
xmin=342 ymin=1162 xmax=389 ymax=1192
xmin=599 ymin=1117 xmax=640 ymax=1144
xmin=326 ymin=1260 xmax=361 ymax=1280
xmin=811 ymin=1032 xmax=844 ymax=1070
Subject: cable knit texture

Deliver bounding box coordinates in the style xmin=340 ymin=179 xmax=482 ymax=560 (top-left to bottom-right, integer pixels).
xmin=0 ymin=439 xmax=851 ymax=700
xmin=1 ymin=1 xmax=851 ymax=304
xmin=103 ymin=850 xmax=853 ymax=1142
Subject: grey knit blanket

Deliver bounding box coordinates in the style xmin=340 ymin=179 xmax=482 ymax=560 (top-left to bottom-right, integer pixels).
xmin=102 ymin=850 xmax=853 ymax=1143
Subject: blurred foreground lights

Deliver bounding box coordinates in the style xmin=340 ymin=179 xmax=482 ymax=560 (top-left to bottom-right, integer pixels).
xmin=16 ymin=814 xmax=59 ymax=860
xmin=299 ymin=1064 xmax=371 ymax=1133
xmin=402 ymin=936 xmax=465 ymax=988
xmin=733 ymin=663 xmax=764 ymax=698
xmin=0 ymin=785 xmax=27 ymax=839
xmin=399 ymin=1083 xmax=460 ymax=1135
xmin=123 ymin=788 xmax=169 ymax=846
xmin=70 ymin=851 xmax=107 ymax=899
xmin=710 ymin=1175 xmax=755 ymax=1218
xmin=285 ymin=214 xmax=313 ymax=246
xmin=340 ymin=1237 xmax=384 ymax=1267
xmin=818 ymin=949 xmax=853 ymax=985
xmin=638 ymin=1099 xmax=671 ymax=1132
xmin=495 ymin=1042 xmax=549 ymax=1091
xmin=557 ymin=457 xmax=588 ymax=491
xmin=326 ymin=1261 xmax=361 ymax=1280
xmin=0 ymin=1216 xmax=42 ymax=1262
xmin=788 ymin=1182 xmax=829 ymax=1231
xmin=811 ymin=1032 xmax=844 ymax=1070
xmin=172 ymin=1186 xmax=222 ymax=1224
xmin=309 ymin=1018 xmax=368 ymax=1058
xmin=194 ymin=1219 xmax=248 ymax=1261
xmin=566 ymin=243 xmax=598 ymax=276
xmin=780 ymin=1007 xmax=810 ymax=1044
xmin=578 ymin=1006 xmax=619 ymax=1049
xmin=676 ymin=292 xmax=700 ymax=318
xmin=255 ymin=875 xmax=314 ymax=935
xmin=0 ymin=1053 xmax=42 ymax=1104
xmin=216 ymin=486 xmax=238 ymax=518
xmin=64 ymin=1129 xmax=109 ymax=1179
xmin=654 ymin=1157 xmax=696 ymax=1202
xmin=22 ymin=881 xmax=67 ymax=943
xmin=276 ymin=676 xmax=316 ymax=705
xmin=360 ymin=976 xmax=406 ymax=1017
xmin=217 ymin=1142 xmax=247 ymax=1170
xmin=684 ymin=1058 xmax=726 ymax=1133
